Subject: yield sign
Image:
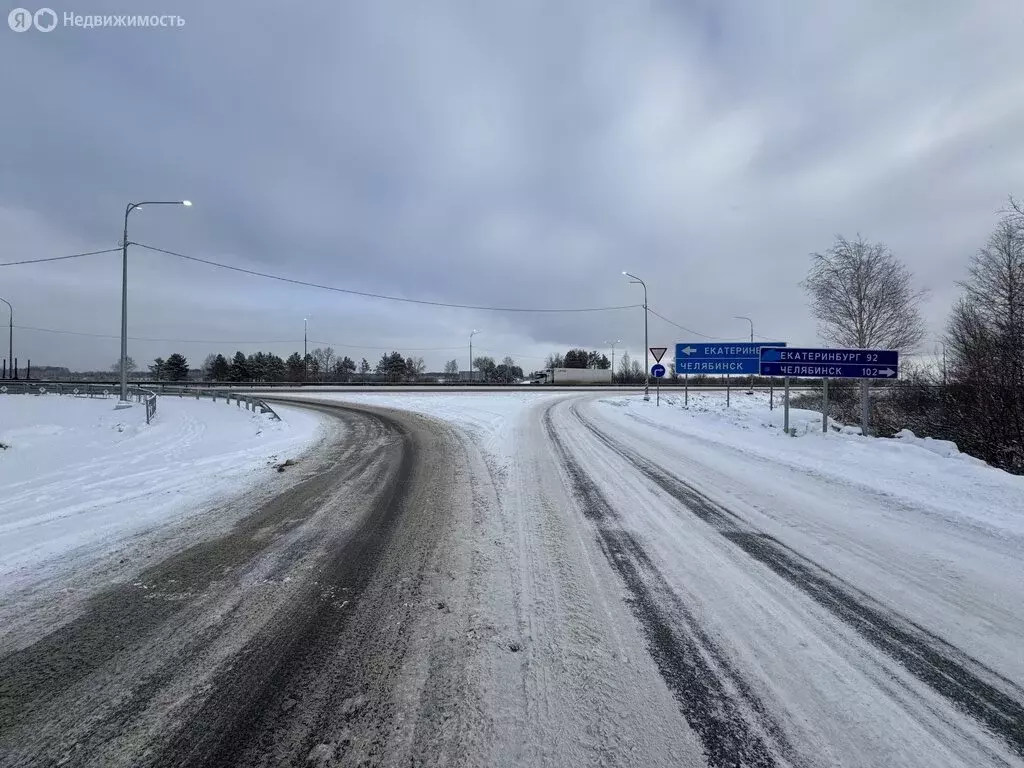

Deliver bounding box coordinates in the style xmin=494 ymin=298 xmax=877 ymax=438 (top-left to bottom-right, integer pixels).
xmin=649 ymin=347 xmax=668 ymax=363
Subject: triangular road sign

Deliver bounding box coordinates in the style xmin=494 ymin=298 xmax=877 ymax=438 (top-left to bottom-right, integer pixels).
xmin=650 ymin=347 xmax=668 ymax=363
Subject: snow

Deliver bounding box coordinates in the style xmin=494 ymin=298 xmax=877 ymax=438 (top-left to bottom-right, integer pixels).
xmin=583 ymin=391 xmax=1024 ymax=678
xmin=609 ymin=390 xmax=1024 ymax=538
xmin=0 ymin=393 xmax=326 ymax=591
xmin=279 ymin=389 xmax=1024 ymax=765
xmin=269 ymin=390 xmax=577 ymax=466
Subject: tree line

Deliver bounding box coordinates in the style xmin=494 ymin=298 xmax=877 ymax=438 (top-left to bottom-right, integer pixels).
xmin=794 ymin=195 xmax=1024 ymax=473
xmin=543 ymin=348 xmax=650 ymax=383
xmin=137 ymin=348 xmax=536 ymax=383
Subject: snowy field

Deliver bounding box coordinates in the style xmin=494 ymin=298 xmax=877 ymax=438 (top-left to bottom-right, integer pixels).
xmin=0 ymin=393 xmax=326 ymax=594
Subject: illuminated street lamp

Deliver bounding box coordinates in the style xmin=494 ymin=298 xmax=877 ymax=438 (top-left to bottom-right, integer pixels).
xmin=119 ymin=199 xmax=192 ymax=403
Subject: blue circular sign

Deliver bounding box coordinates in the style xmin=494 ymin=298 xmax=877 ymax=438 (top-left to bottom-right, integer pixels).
xmin=651 ymin=364 xmax=666 ymax=378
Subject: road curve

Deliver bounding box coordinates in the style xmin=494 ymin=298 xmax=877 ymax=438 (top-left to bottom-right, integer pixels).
xmin=4 ymin=393 xmax=1019 ymax=767
xmin=0 ymin=401 xmax=473 ymax=767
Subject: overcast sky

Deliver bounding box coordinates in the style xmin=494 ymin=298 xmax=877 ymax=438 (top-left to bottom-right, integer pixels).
xmin=2 ymin=0 xmax=1023 ymax=373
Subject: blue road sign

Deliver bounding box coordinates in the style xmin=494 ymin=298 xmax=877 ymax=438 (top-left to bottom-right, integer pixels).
xmin=675 ymin=342 xmax=787 ymax=375
xmin=651 ymin=363 xmax=666 ymax=378
xmin=759 ymin=347 xmax=899 ymax=379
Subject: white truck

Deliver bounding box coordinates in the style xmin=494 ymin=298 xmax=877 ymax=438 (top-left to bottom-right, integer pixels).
xmin=529 ymin=367 xmax=613 ymax=385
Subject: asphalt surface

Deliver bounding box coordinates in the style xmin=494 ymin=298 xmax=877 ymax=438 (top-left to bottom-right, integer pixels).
xmin=1 ymin=395 xmax=1021 ymax=768
xmin=0 ymin=400 xmax=475 ymax=767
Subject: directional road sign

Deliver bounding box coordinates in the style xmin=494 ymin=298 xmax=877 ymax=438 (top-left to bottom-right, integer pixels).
xmin=759 ymin=347 xmax=899 ymax=379
xmin=651 ymin=363 xmax=666 ymax=378
xmin=650 ymin=347 xmax=668 ymax=363
xmin=676 ymin=342 xmax=787 ymax=375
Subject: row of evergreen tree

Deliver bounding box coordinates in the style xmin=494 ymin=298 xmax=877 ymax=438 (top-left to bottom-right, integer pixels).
xmin=142 ymin=346 xmax=657 ymax=384
xmin=143 ymin=348 xmax=533 ymax=383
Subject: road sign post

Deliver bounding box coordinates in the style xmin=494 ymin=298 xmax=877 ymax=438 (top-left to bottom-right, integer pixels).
xmin=759 ymin=347 xmax=899 ymax=436
xmin=784 ymin=377 xmax=790 ymax=434
xmin=822 ymin=377 xmax=829 ymax=434
xmin=651 ymin=362 xmax=666 ymax=406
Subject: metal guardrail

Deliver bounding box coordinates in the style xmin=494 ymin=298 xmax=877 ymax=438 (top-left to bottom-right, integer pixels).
xmin=127 ymin=386 xmax=158 ymax=424
xmin=156 ymin=385 xmax=281 ymax=421
xmin=0 ymin=382 xmax=158 ymax=423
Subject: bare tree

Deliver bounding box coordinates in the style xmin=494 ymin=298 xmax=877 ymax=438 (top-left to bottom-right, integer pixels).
xmin=311 ymin=347 xmax=336 ymax=382
xmin=802 ymin=235 xmax=927 ymax=350
xmin=443 ymin=359 xmax=459 ymax=377
xmin=544 ymin=353 xmax=565 ymax=369
xmin=112 ymin=356 xmax=136 ymax=373
xmin=945 ymin=206 xmax=1024 ymax=470
xmin=618 ymin=350 xmax=632 ymax=382
xmin=201 ymin=353 xmax=218 ymax=379
xmin=802 ymin=235 xmax=927 ymax=433
xmin=629 ymin=358 xmax=644 ymax=380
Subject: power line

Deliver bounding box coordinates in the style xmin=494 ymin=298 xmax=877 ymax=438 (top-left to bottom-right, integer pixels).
xmin=0 ymin=248 xmax=121 ymax=267
xmin=646 ymin=308 xmax=733 ymax=340
xmin=134 ymin=243 xmax=643 ymax=314
xmin=474 ymin=346 xmax=549 ymax=361
xmin=15 ymin=324 xmax=469 ymax=353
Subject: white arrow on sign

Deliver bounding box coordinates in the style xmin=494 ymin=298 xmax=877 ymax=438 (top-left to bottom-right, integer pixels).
xmin=880 ymin=368 xmax=896 ymax=377
xmin=680 ymin=346 xmax=698 ymax=355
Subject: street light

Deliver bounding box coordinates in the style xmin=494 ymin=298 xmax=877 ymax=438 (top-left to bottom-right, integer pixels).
xmin=0 ymin=297 xmax=12 ymax=380
xmin=120 ymin=199 xmax=192 ymax=403
xmin=304 ymin=316 xmax=311 ymax=382
xmin=735 ymin=316 xmax=754 ymax=393
xmin=469 ymin=329 xmax=480 ymax=382
xmin=605 ymin=339 xmax=621 ymax=383
xmin=623 ymin=271 xmax=649 ymax=400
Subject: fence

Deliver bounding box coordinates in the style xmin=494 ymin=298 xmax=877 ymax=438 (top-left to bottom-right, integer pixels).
xmin=0 ymin=382 xmax=275 ymax=426
xmin=156 ymin=386 xmax=281 ymax=421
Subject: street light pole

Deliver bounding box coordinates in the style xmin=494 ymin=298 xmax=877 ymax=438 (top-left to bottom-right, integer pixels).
xmin=0 ymin=298 xmax=11 ymax=380
xmin=623 ymin=272 xmax=649 ymax=400
xmin=605 ymin=338 xmax=621 ymax=383
xmin=736 ymin=316 xmax=754 ymax=393
xmin=120 ymin=199 xmax=191 ymax=403
xmin=304 ymin=316 xmax=310 ymax=381
xmin=469 ymin=329 xmax=480 ymax=382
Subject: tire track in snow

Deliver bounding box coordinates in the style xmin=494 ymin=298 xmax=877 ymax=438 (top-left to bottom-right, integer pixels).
xmin=571 ymin=403 xmax=1024 ymax=760
xmin=542 ymin=407 xmax=796 ymax=768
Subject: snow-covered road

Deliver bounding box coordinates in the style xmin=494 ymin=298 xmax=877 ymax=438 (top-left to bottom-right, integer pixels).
xmin=1 ymin=390 xmax=1021 ymax=767
xmin=275 ymin=390 xmax=1024 ymax=767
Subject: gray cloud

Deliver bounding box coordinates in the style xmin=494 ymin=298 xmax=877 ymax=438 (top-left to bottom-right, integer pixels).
xmin=2 ymin=0 xmax=1022 ymax=372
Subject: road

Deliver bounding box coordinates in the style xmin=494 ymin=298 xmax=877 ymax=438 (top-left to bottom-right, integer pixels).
xmin=0 ymin=394 xmax=1021 ymax=767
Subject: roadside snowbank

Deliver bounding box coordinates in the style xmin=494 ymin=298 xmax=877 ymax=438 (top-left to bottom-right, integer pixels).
xmin=0 ymin=394 xmax=326 ymax=587
xmin=598 ymin=391 xmax=1024 ymax=538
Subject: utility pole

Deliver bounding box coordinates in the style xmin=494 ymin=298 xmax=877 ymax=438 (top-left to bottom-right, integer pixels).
xmin=304 ymin=316 xmax=309 ymax=382
xmin=120 ymin=200 xmax=191 ymax=403
xmin=470 ymin=329 xmax=480 ymax=383
xmin=0 ymin=298 xmax=12 ymax=381
xmin=623 ymin=272 xmax=649 ymax=401
xmin=605 ymin=339 xmax=621 ymax=383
